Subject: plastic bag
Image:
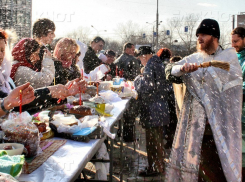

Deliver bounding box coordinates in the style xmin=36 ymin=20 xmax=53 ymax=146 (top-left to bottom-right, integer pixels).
xmin=2 ymin=112 xmax=40 ymax=157
xmin=95 ymin=143 xmax=109 ymax=180
xmin=99 ymin=90 xmax=122 ymax=102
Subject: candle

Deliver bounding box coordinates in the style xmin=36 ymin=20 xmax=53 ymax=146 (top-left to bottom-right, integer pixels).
xmin=90 ymin=77 xmax=92 ymax=85
xmin=53 ymin=77 xmax=55 ymax=85
xmin=116 ymin=66 xmax=118 ymax=76
xmin=57 ymin=82 xmax=74 ymax=104
xmin=79 ymin=87 xmax=82 ymax=106
xmin=81 ymin=68 xmax=83 ymax=79
xmin=19 ymin=90 xmax=22 ymax=114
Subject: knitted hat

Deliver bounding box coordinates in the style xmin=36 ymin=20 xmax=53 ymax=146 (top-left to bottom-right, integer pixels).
xmin=136 ymin=46 xmax=154 ymax=56
xmin=196 ymin=19 xmax=220 ymax=39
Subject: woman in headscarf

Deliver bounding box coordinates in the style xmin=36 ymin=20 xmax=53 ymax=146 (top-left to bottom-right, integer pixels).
xmin=52 ymin=38 xmax=81 ymax=85
xmin=0 ymin=28 xmax=86 ymax=117
xmin=10 ymin=38 xmax=55 ymax=89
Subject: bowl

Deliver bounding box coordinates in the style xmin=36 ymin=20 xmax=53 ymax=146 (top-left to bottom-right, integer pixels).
xmin=110 ymin=85 xmax=124 ymax=93
xmin=0 ymin=143 xmax=24 ymax=156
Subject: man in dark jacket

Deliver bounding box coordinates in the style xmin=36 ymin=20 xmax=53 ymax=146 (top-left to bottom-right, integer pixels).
xmin=114 ymin=43 xmax=141 ymax=142
xmin=83 ymin=36 xmax=105 ymax=74
xmin=134 ymin=46 xmax=170 ymax=176
xmin=114 ymin=43 xmax=141 ymax=80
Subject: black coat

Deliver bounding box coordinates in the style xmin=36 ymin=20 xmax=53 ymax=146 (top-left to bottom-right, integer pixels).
xmin=0 ymin=88 xmax=65 ymax=114
xmin=83 ymin=46 xmax=102 ymax=74
xmin=114 ymin=53 xmax=141 ymax=81
xmin=134 ymin=55 xmax=170 ymax=128
xmin=52 ymin=60 xmax=81 ymax=85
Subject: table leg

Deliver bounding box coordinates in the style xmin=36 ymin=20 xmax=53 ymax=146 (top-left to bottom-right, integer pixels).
xmin=109 ymin=132 xmax=114 ymax=182
xmin=119 ymin=119 xmax=123 ymax=182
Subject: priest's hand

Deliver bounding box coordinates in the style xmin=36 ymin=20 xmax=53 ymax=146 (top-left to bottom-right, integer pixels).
xmin=180 ymin=63 xmax=198 ymax=73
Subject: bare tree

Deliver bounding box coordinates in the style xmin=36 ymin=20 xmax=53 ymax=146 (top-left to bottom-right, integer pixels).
xmin=219 ymin=22 xmax=232 ymax=49
xmin=115 ymin=20 xmax=142 ymax=43
xmin=66 ymin=26 xmax=91 ymax=44
xmin=171 ymin=14 xmax=200 ymax=55
xmin=103 ymin=38 xmax=122 ymax=55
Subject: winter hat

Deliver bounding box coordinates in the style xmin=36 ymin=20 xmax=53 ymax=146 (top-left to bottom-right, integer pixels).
xmin=196 ymin=19 xmax=220 ymax=39
xmin=104 ymin=50 xmax=116 ymax=57
xmin=136 ymin=46 xmax=154 ymax=56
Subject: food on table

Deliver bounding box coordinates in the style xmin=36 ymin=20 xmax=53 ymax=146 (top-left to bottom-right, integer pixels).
xmin=85 ymin=85 xmax=97 ymax=97
xmin=33 ymin=122 xmax=47 ymax=133
xmin=3 ymin=124 xmax=39 ymax=157
xmin=98 ymin=81 xmax=113 ymax=91
xmin=3 ymin=145 xmax=14 ymax=150
xmin=2 ymin=112 xmax=40 ymax=157
xmin=69 ymin=105 xmax=94 ymax=116
xmin=89 ymin=96 xmax=105 ymax=104
xmin=72 ymin=99 xmax=83 ymax=106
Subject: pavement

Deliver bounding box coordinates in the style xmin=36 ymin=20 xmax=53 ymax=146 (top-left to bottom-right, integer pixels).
xmin=82 ymin=118 xmax=165 ymax=182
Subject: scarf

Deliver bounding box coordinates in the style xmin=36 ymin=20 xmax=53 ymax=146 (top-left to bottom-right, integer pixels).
xmin=10 ymin=38 xmax=40 ymax=81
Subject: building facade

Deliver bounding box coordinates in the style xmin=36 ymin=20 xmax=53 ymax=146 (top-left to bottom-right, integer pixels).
xmin=0 ymin=0 xmax=32 ymax=39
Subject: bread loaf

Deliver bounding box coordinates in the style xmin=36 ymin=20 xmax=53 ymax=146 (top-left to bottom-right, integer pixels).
xmin=69 ymin=105 xmax=93 ymax=116
xmin=72 ymin=99 xmax=82 ymax=106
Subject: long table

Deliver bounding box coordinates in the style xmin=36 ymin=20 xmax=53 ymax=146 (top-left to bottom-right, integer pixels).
xmin=19 ymin=99 xmax=130 ymax=182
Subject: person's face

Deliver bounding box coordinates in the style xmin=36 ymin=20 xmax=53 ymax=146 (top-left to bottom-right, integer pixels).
xmin=42 ymin=30 xmax=55 ymax=45
xmin=125 ymin=45 xmax=135 ymax=56
xmin=106 ymin=54 xmax=115 ymax=64
xmin=91 ymin=41 xmax=104 ymax=53
xmin=139 ymin=54 xmax=148 ymax=66
xmin=197 ymin=33 xmax=215 ymax=53
xmin=232 ymin=34 xmax=245 ymax=52
xmin=29 ymin=48 xmax=40 ymax=64
xmin=0 ymin=39 xmax=5 ymax=66
xmin=60 ymin=46 xmax=77 ymax=68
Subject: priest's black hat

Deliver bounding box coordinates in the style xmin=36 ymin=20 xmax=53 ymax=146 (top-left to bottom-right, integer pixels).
xmin=196 ymin=19 xmax=220 ymax=39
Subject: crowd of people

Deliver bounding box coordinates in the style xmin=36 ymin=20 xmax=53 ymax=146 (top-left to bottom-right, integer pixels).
xmin=0 ymin=17 xmax=244 ymax=182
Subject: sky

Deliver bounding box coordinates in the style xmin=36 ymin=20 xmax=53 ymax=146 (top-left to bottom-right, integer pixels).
xmin=32 ymin=0 xmax=245 ymax=40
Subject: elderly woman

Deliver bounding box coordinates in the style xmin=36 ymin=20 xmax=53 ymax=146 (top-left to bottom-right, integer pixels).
xmin=0 ymin=28 xmax=86 ymax=116
xmin=10 ymin=38 xmax=55 ymax=89
xmin=52 ymin=38 xmax=81 ymax=85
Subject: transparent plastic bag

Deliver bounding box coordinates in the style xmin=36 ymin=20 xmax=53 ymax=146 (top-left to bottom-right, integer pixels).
xmin=2 ymin=112 xmax=40 ymax=157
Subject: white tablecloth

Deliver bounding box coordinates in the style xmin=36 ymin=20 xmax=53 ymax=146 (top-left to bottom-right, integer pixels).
xmin=19 ymin=99 xmax=129 ymax=182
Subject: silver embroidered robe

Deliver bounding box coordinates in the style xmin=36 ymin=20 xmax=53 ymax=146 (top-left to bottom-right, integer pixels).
xmin=165 ymin=47 xmax=242 ymax=182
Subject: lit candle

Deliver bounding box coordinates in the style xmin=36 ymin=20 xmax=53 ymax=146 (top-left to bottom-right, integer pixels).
xmin=81 ymin=68 xmax=83 ymax=79
xmin=19 ymin=90 xmax=22 ymax=114
xmin=57 ymin=82 xmax=74 ymax=104
xmin=79 ymin=87 xmax=82 ymax=106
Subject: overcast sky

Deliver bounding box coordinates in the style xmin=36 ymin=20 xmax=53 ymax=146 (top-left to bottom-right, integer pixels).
xmin=32 ymin=0 xmax=245 ymax=39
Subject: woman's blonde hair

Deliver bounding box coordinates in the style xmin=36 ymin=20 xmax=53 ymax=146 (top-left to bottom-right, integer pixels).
xmin=53 ymin=38 xmax=80 ymax=61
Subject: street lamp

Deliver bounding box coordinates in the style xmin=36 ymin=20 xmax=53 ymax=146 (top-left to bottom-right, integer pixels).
xmin=91 ymin=25 xmax=107 ymax=35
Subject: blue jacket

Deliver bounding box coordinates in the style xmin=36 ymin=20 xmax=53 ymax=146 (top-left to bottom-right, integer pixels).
xmin=237 ymin=49 xmax=245 ymax=94
xmin=134 ymin=55 xmax=170 ymax=128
